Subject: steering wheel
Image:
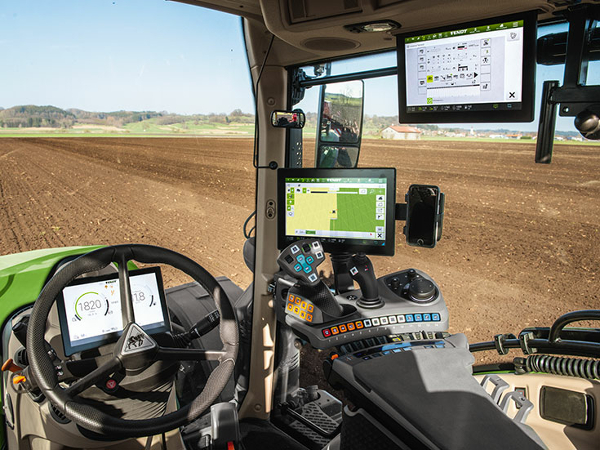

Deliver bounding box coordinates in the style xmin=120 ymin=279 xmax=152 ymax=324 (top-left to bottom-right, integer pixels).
xmin=27 ymin=244 xmax=239 ymax=439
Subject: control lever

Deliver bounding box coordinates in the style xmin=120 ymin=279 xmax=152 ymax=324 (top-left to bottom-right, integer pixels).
xmin=349 ymin=253 xmax=382 ymax=308
xmin=172 ymin=310 xmax=220 ymax=348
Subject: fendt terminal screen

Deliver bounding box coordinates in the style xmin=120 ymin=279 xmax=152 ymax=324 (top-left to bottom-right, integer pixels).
xmin=278 ymin=168 xmax=396 ymax=256
xmin=397 ymin=11 xmax=536 ymax=123
xmin=57 ymin=267 xmax=170 ymax=356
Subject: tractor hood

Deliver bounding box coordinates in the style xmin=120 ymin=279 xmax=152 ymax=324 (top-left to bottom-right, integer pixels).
xmin=0 ymin=246 xmax=103 ymax=327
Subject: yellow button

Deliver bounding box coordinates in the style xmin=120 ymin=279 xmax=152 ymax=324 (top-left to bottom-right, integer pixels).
xmin=355 ymin=321 xmax=364 ymax=329
xmin=300 ymin=311 xmax=306 ymax=319
xmin=13 ymin=375 xmax=26 ymax=385
xmin=293 ymin=306 xmax=300 ymax=314
xmin=287 ymin=303 xmax=293 ymax=311
xmin=295 ymin=296 xmax=302 ymax=304
xmin=301 ymin=301 xmax=307 ymax=310
xmin=307 ymin=304 xmax=314 ymax=313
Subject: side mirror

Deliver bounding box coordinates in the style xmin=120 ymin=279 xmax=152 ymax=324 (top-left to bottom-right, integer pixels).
xmin=316 ymin=80 xmax=364 ymax=168
xmin=271 ymin=110 xmax=305 ymax=128
xmin=404 ymin=185 xmax=444 ymax=248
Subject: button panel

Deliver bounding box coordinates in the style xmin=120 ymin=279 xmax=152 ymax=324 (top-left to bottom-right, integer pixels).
xmin=285 ymin=294 xmax=316 ymax=323
xmin=319 ymin=312 xmax=442 ymax=340
xmin=277 ymin=238 xmax=325 ymax=286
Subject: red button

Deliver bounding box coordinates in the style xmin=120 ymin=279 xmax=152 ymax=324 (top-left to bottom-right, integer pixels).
xmin=106 ymin=379 xmax=117 ymax=390
xmin=322 ymin=329 xmax=331 ymax=337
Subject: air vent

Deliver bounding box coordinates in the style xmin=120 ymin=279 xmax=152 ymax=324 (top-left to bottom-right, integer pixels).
xmin=288 ymin=0 xmax=362 ymax=24
xmin=302 ymin=38 xmax=360 ymax=51
xmin=50 ymin=403 xmax=71 ymax=425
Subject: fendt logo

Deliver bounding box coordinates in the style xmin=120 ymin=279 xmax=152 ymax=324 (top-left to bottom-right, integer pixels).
xmin=126 ymin=333 xmax=146 ymax=351
xmin=450 ymin=29 xmax=468 ymax=36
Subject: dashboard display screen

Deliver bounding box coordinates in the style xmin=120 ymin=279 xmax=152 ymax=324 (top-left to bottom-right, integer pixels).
xmin=57 ymin=267 xmax=170 ymax=356
xmin=397 ymin=11 xmax=536 ymax=123
xmin=278 ymin=168 xmax=396 ymax=256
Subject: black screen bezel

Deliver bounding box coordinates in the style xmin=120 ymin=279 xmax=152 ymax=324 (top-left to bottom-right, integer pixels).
xmin=397 ymin=11 xmax=537 ymax=124
xmin=277 ymin=168 xmax=396 ymax=256
xmin=56 ymin=266 xmax=170 ymax=356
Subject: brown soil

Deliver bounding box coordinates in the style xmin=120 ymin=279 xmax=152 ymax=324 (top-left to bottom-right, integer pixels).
xmin=1 ymin=137 xmax=599 ymax=386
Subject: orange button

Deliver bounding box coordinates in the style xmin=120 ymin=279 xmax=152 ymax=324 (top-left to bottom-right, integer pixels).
xmin=330 ymin=326 xmax=339 ymax=335
xmin=287 ymin=303 xmax=293 ymax=311
xmin=306 ymin=314 xmax=313 ymax=322
xmin=339 ymin=324 xmax=347 ymax=333
xmin=301 ymin=301 xmax=307 ymax=310
xmin=295 ymin=296 xmax=302 ymax=304
xmin=347 ymin=323 xmax=355 ymax=331
xmin=307 ymin=304 xmax=314 ymax=313
xmin=288 ymin=295 xmax=295 ymax=303
xmin=355 ymin=321 xmax=364 ymax=329
xmin=13 ymin=375 xmax=26 ymax=385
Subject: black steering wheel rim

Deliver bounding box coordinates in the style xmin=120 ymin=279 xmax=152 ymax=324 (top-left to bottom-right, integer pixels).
xmin=27 ymin=244 xmax=238 ymax=439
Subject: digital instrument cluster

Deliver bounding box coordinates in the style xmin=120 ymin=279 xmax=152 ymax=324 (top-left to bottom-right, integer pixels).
xmin=57 ymin=267 xmax=170 ymax=355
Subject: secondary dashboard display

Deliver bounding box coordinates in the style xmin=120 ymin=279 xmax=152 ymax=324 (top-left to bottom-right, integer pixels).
xmin=397 ymin=12 xmax=536 ymax=123
xmin=57 ymin=267 xmax=170 ymax=355
xmin=278 ymin=168 xmax=396 ymax=256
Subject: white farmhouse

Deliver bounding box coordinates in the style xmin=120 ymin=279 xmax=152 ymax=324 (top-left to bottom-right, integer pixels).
xmin=382 ymin=125 xmax=422 ymax=140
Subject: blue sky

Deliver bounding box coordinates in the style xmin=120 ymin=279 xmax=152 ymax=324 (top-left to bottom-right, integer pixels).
xmin=1 ymin=1 xmax=596 ymax=132
xmin=1 ymin=0 xmax=255 ymax=114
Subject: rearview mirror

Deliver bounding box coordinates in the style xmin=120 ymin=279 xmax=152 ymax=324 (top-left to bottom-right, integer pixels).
xmin=271 ymin=110 xmax=306 ymax=128
xmin=404 ymin=185 xmax=444 ymax=248
xmin=316 ymin=80 xmax=364 ymax=168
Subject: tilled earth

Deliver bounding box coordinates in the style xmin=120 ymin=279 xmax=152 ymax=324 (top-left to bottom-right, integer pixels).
xmin=1 ymin=137 xmax=599 ymax=386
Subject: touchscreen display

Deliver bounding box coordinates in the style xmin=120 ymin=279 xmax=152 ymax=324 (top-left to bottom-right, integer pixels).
xmin=285 ymin=177 xmax=388 ymax=242
xmin=278 ymin=168 xmax=396 ymax=256
xmin=57 ymin=267 xmax=169 ymax=355
xmin=397 ymin=11 xmax=536 ymax=123
xmin=404 ymin=20 xmax=524 ymax=113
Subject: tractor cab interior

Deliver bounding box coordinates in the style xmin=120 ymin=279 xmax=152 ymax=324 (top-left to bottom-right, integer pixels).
xmin=1 ymin=1 xmax=600 ymax=450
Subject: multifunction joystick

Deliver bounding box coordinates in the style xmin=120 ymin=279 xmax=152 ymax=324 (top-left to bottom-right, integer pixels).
xmin=350 ymin=253 xmax=383 ymax=309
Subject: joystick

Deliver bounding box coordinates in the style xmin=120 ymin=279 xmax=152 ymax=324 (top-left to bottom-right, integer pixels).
xmin=407 ymin=277 xmax=437 ymax=303
xmin=349 ymin=253 xmax=383 ymax=308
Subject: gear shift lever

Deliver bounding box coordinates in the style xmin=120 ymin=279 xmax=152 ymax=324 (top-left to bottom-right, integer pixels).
xmin=349 ymin=253 xmax=383 ymax=308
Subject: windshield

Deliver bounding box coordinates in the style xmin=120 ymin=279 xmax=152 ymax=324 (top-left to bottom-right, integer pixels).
xmin=293 ymin=23 xmax=600 ymax=354
xmin=0 ymin=0 xmax=256 ymax=290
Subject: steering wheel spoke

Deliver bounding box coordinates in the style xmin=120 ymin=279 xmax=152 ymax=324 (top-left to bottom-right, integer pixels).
xmin=156 ymin=347 xmax=226 ymax=361
xmin=117 ymin=254 xmax=135 ymax=325
xmin=64 ymin=356 xmax=122 ymax=396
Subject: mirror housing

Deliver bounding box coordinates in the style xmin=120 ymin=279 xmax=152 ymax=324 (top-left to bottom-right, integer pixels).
xmin=316 ymin=80 xmax=364 ymax=168
xmin=404 ymin=185 xmax=444 ymax=248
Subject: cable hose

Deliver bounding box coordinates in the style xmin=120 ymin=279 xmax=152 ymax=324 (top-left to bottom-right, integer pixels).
xmin=515 ymin=355 xmax=600 ymax=379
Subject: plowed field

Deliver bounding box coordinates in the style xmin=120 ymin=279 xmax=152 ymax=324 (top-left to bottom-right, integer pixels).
xmin=1 ymin=138 xmax=599 ymax=370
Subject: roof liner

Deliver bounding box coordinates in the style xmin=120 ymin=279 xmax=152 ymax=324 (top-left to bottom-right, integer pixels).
xmin=170 ymin=0 xmax=590 ymax=66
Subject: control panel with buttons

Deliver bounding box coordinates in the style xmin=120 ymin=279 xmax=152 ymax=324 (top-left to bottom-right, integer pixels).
xmin=277 ymin=238 xmax=325 ymax=286
xmin=278 ymin=266 xmax=448 ymax=350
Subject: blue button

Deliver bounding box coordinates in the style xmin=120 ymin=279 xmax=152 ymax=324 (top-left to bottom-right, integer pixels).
xmin=423 ymin=314 xmax=431 ymax=322
xmin=392 ymin=348 xmax=402 ymax=353
xmin=303 ymin=266 xmax=312 ymax=274
xmin=405 ymin=314 xmax=414 ymax=322
xmin=306 ymin=256 xmax=314 ymax=264
xmin=414 ymin=314 xmax=423 ymax=322
xmin=432 ymin=313 xmax=440 ymax=321
xmin=294 ymin=264 xmax=302 ymax=272
xmin=296 ymin=255 xmax=305 ymax=263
